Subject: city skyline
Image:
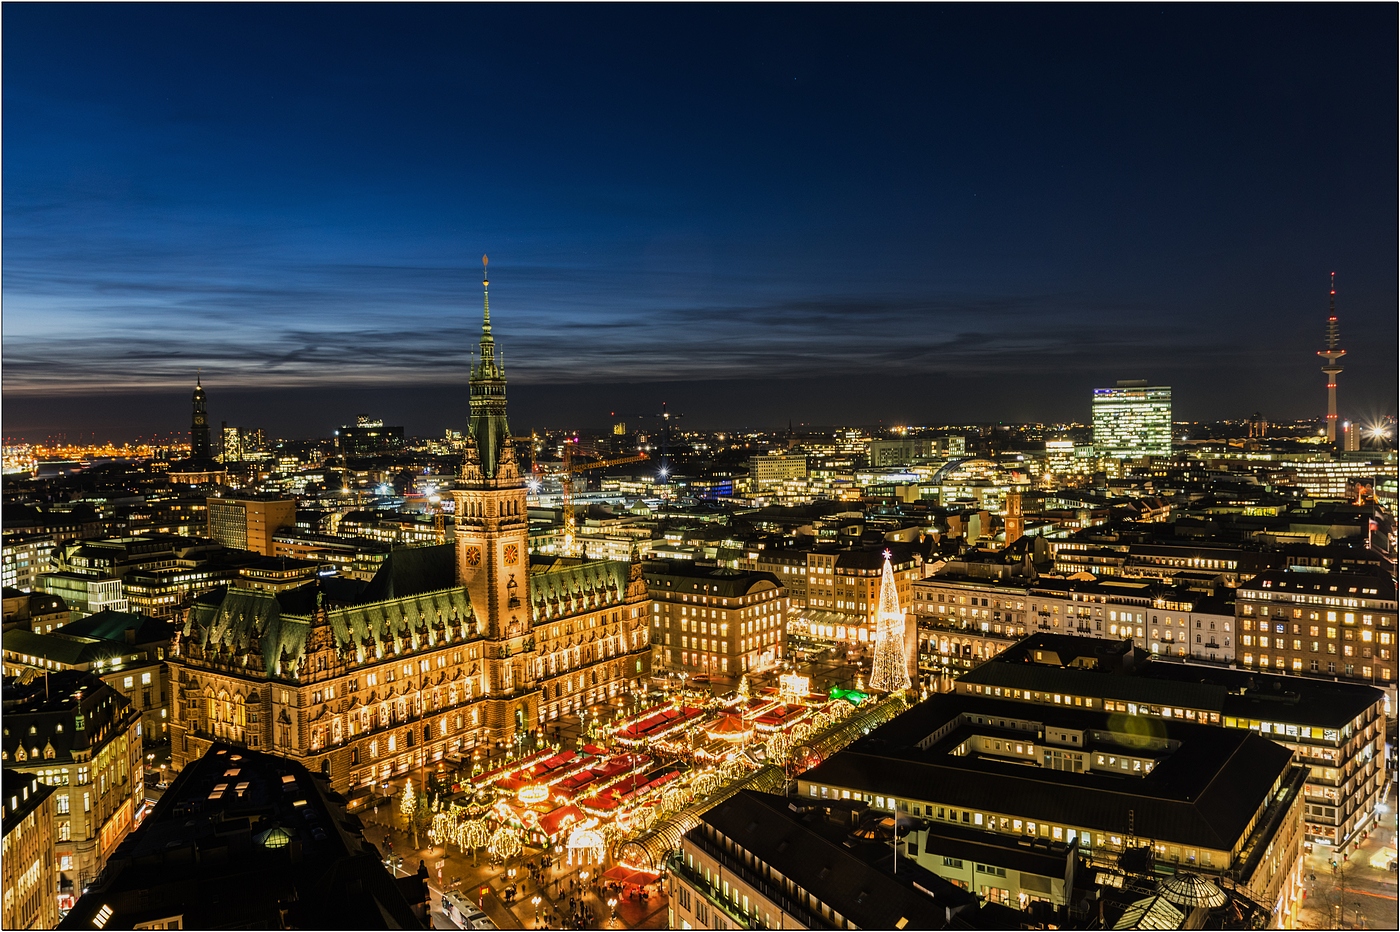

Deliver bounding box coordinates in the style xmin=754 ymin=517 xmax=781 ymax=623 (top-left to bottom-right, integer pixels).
xmin=3 ymin=8 xmax=1395 ymax=932
xmin=3 ymin=5 xmax=1397 ymax=439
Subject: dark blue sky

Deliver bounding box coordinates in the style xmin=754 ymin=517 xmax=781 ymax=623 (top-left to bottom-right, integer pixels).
xmin=3 ymin=4 xmax=1396 ymax=439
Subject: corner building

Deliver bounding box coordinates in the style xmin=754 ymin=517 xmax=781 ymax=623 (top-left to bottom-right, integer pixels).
xmin=169 ymin=269 xmax=652 ymax=795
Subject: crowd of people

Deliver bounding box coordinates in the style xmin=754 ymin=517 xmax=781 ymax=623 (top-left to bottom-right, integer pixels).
xmin=360 ymin=784 xmax=666 ymax=929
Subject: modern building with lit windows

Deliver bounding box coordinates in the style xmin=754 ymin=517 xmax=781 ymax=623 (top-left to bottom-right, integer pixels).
xmin=206 ymin=494 xmax=297 ymax=556
xmin=798 ymin=676 xmax=1308 ymax=927
xmin=956 ymin=635 xmax=1387 ymax=848
xmin=1092 ymin=381 xmax=1172 ymax=457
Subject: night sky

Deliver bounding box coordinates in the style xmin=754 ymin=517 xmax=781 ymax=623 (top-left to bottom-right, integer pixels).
xmin=3 ymin=4 xmax=1396 ymax=440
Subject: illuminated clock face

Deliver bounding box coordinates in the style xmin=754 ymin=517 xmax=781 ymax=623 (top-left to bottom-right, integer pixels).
xmin=464 ymin=546 xmax=482 ymax=567
xmin=504 ymin=544 xmax=519 ymax=565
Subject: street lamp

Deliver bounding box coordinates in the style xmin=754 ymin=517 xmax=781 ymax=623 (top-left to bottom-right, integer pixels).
xmin=608 ymin=896 xmax=618 ymax=922
xmin=532 ymin=894 xmax=542 ymax=925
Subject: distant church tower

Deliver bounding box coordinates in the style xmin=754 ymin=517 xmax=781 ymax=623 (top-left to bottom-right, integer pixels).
xmin=191 ymin=374 xmax=212 ymax=459
xmin=451 ymin=256 xmax=538 ymax=744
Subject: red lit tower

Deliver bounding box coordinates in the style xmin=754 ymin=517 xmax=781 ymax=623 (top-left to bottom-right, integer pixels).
xmin=1317 ymin=273 xmax=1346 ymax=444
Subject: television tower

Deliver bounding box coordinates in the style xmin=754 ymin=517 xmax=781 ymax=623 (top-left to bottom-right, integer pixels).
xmin=1317 ymin=273 xmax=1346 ymax=444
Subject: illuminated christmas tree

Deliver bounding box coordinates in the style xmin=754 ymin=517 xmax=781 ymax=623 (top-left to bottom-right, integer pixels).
xmin=869 ymin=550 xmax=911 ymax=693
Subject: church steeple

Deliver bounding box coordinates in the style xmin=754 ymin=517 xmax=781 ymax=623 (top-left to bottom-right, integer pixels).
xmin=466 ymin=255 xmax=514 ymax=482
xmin=190 ymin=372 xmax=211 ymax=460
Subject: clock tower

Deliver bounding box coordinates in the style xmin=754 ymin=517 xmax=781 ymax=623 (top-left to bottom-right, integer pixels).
xmin=452 ymin=256 xmax=538 ymax=747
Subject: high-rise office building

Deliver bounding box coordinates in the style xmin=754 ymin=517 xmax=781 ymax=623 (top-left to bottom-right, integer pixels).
xmin=206 ymin=495 xmax=297 ymax=556
xmin=748 ymin=452 xmax=807 ymax=490
xmin=334 ymin=416 xmax=405 ymax=457
xmin=1092 ymin=380 xmax=1172 ymax=457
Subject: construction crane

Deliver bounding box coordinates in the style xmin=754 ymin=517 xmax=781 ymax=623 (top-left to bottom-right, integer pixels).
xmin=560 ymin=441 xmax=649 ymax=556
xmin=632 ymin=401 xmax=682 ymax=483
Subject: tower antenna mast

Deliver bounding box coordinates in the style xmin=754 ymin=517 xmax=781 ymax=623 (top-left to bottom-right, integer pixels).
xmin=1317 ymin=273 xmax=1346 ymax=445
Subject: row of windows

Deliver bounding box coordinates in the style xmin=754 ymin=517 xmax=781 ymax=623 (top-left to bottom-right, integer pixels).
xmin=1241 ymin=655 xmax=1393 ymax=680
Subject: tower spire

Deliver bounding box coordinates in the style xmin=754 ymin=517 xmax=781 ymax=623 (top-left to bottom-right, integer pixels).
xmin=481 ymin=254 xmax=492 ymax=338
xmin=190 ymin=373 xmax=211 ymax=460
xmin=465 ymin=253 xmax=512 ymax=480
xmin=1317 ymin=272 xmax=1346 ymax=444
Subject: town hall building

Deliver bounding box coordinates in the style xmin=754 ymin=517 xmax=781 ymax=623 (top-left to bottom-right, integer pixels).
xmin=168 ymin=264 xmax=653 ymax=794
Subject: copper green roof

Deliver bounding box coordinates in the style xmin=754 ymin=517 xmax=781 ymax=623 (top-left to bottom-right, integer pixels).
xmin=327 ymin=588 xmax=474 ymax=652
xmin=529 ymin=559 xmax=631 ymax=621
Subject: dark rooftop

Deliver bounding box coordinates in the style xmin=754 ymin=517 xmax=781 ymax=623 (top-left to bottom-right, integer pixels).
xmin=3 ymin=768 xmax=54 ymax=836
xmin=58 ymin=743 xmax=421 ymax=930
xmin=802 ymin=690 xmax=1298 ymax=853
xmin=973 ymin=633 xmax=1385 ymax=729
xmin=694 ymin=790 xmax=986 ymax=930
xmin=57 ymin=609 xmax=173 ymax=646
xmin=643 ymin=561 xmax=782 ymax=597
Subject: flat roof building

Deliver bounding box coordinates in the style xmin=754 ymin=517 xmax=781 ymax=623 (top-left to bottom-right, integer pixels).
xmin=207 ymin=494 xmax=298 ymax=557
xmin=957 ymin=633 xmax=1388 ymax=847
xmin=1092 ymin=381 xmax=1172 ymax=458
xmin=668 ymin=788 xmax=1022 ymax=931
xmin=799 ymin=676 xmax=1308 ymax=927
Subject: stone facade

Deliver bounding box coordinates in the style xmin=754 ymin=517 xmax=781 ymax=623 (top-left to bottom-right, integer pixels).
xmin=168 ymin=269 xmax=652 ymax=795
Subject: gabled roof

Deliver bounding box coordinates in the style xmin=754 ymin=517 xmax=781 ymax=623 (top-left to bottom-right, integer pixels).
xmin=2 ymin=670 xmax=137 ymax=765
xmin=58 ymin=743 xmax=420 ymax=930
xmin=642 ymin=561 xmax=781 ymax=598
xmin=530 ymin=559 xmax=631 ymax=620
xmin=328 ymin=589 xmax=474 ymax=653
xmin=187 ymin=588 xmax=311 ymax=679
